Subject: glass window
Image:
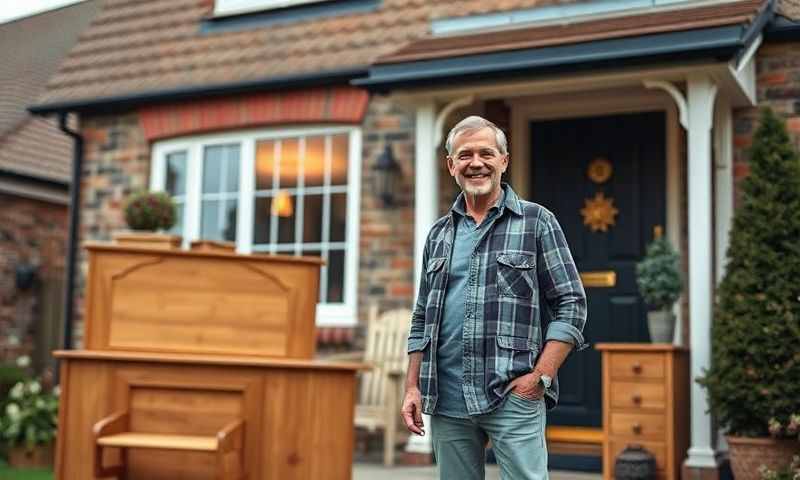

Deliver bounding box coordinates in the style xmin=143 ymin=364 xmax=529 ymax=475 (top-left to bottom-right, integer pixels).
xmin=154 ymin=127 xmax=359 ymax=325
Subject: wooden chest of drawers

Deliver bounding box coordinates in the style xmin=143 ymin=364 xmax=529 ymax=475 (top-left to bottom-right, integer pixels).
xmin=596 ymin=344 xmax=689 ymax=480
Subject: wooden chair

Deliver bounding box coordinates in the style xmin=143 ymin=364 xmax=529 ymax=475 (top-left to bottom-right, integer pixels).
xmin=93 ymin=411 xmax=245 ymax=480
xmin=331 ymin=304 xmax=411 ymax=466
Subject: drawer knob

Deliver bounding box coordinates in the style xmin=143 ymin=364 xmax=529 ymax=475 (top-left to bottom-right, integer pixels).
xmin=632 ymin=394 xmax=642 ymax=405
xmin=632 ymin=423 xmax=642 ymax=435
xmin=632 ymin=363 xmax=643 ymax=374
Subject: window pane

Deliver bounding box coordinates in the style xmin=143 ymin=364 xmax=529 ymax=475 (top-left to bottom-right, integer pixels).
xmin=256 ymin=140 xmax=275 ymax=190
xmin=226 ymin=147 xmax=240 ymax=193
xmin=327 ymin=249 xmax=344 ymax=303
xmin=305 ymin=136 xmax=325 ymax=187
xmin=274 ymin=191 xmax=296 ymax=244
xmin=166 ymin=151 xmax=187 ymax=196
xmin=168 ymin=203 xmax=184 ymax=235
xmin=303 ymin=194 xmax=323 ymax=243
xmin=302 ymin=249 xmax=324 ymax=302
xmin=201 ymin=200 xmax=237 ymax=242
xmin=203 ymin=146 xmax=223 ymax=193
xmin=331 ymin=134 xmax=348 ymax=185
xmin=329 ymin=193 xmax=347 ymax=243
xmin=279 ymin=138 xmax=299 ymax=188
xmin=253 ymin=197 xmax=272 ymax=244
xmin=203 ymin=144 xmax=240 ymax=194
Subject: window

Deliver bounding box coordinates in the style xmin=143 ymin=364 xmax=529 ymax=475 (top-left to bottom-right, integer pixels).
xmin=151 ymin=126 xmax=362 ymax=326
xmin=214 ymin=0 xmax=331 ymax=17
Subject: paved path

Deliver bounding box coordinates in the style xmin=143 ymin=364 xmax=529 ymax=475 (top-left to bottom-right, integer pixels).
xmin=353 ymin=463 xmax=602 ymax=480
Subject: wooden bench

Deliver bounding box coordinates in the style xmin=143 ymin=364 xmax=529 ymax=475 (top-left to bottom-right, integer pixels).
xmin=93 ymin=412 xmax=245 ymax=480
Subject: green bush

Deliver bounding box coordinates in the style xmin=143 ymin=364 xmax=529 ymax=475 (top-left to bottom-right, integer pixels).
xmin=636 ymin=236 xmax=683 ymax=311
xmin=123 ymin=190 xmax=176 ymax=231
xmin=0 ymin=379 xmax=59 ymax=450
xmin=698 ymin=108 xmax=800 ymax=437
xmin=0 ymin=364 xmax=26 ymax=399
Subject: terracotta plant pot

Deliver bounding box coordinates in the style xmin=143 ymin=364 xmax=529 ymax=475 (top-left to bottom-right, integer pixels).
xmin=8 ymin=443 xmax=55 ymax=469
xmin=726 ymin=435 xmax=799 ymax=480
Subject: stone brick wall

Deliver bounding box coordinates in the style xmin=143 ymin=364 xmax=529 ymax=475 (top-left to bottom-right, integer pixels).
xmin=0 ymin=193 xmax=68 ymax=362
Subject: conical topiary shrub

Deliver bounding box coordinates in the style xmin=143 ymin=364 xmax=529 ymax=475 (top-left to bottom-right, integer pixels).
xmin=636 ymin=233 xmax=682 ymax=342
xmin=698 ymin=108 xmax=800 ymax=477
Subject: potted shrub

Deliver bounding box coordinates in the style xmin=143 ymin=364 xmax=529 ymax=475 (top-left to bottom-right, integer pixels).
xmin=0 ymin=378 xmax=59 ymax=468
xmin=636 ymin=229 xmax=683 ymax=343
xmin=115 ymin=190 xmax=180 ymax=249
xmin=698 ymin=108 xmax=800 ymax=480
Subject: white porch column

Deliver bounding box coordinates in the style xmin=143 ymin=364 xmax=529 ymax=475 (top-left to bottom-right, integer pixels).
xmin=714 ymin=96 xmax=734 ymax=285
xmin=685 ymin=74 xmax=719 ymax=469
xmin=406 ymin=100 xmax=437 ymax=456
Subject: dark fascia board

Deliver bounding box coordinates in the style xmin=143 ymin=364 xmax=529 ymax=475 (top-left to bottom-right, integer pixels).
xmin=0 ymin=168 xmax=69 ymax=189
xmin=29 ymin=67 xmax=369 ymax=116
xmin=765 ymin=14 xmax=800 ymax=41
xmin=355 ymin=24 xmax=762 ymax=93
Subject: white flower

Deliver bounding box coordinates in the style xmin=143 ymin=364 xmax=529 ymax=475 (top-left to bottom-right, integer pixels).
xmin=35 ymin=398 xmax=45 ymax=409
xmin=7 ymin=335 xmax=20 ymax=346
xmin=5 ymin=403 xmax=20 ymax=421
xmin=15 ymin=355 xmax=31 ymax=368
xmin=28 ymin=381 xmax=41 ymax=395
xmin=52 ymin=385 xmax=61 ymax=397
xmin=9 ymin=382 xmax=24 ymax=399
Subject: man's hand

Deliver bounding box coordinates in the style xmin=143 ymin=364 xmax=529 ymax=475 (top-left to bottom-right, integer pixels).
xmin=401 ymin=387 xmax=425 ymax=436
xmin=508 ymin=370 xmax=545 ymax=400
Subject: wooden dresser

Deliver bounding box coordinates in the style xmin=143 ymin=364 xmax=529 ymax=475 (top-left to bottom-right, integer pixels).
xmin=595 ymin=343 xmax=689 ymax=480
xmin=54 ymin=241 xmax=365 ymax=479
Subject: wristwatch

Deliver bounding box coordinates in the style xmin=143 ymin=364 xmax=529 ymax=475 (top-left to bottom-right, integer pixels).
xmin=538 ymin=374 xmax=552 ymax=390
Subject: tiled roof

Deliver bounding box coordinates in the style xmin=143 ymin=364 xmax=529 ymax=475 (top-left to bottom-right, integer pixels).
xmin=34 ymin=0 xmax=795 ymax=109
xmin=0 ymin=0 xmax=99 ymax=182
xmin=36 ymin=0 xmax=576 ymax=107
xmin=377 ymin=0 xmax=768 ymax=65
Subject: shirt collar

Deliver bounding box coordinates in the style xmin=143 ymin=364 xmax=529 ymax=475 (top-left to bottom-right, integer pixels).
xmin=450 ymin=183 xmax=522 ymax=218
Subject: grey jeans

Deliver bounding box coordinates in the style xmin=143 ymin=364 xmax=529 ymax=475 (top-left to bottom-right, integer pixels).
xmin=431 ymin=393 xmax=548 ymax=480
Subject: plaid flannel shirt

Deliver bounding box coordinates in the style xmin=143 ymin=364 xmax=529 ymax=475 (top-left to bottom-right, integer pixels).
xmin=408 ymin=184 xmax=588 ymax=416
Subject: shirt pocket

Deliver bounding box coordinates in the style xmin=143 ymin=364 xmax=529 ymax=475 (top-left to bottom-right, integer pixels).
xmin=496 ymin=253 xmax=535 ymax=298
xmin=494 ymin=335 xmax=538 ymax=392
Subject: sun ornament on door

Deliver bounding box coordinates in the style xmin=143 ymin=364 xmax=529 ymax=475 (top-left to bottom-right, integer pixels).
xmin=581 ymin=192 xmax=619 ymax=232
xmin=587 ymin=157 xmax=613 ymax=184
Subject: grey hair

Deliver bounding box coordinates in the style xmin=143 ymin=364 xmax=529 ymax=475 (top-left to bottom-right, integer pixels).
xmin=445 ymin=115 xmax=508 ymax=156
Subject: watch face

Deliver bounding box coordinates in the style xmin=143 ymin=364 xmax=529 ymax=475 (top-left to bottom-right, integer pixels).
xmin=540 ymin=375 xmax=552 ymax=389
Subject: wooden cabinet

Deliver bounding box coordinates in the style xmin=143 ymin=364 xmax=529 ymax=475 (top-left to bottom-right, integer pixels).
xmin=596 ymin=344 xmax=689 ymax=480
xmin=55 ymin=241 xmax=364 ymax=479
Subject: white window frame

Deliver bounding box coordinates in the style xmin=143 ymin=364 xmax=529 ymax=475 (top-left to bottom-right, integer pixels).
xmin=150 ymin=125 xmax=362 ymax=327
xmin=214 ymin=0 xmax=331 ymax=17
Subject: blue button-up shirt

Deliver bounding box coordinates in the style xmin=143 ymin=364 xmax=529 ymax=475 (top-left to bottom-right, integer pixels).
xmin=408 ymin=184 xmax=588 ymax=416
xmin=435 ymin=190 xmax=505 ymax=418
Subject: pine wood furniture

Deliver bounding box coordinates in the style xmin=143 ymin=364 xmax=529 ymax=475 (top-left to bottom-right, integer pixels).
xmin=54 ymin=241 xmax=365 ymax=479
xmin=596 ymin=343 xmax=689 ymax=480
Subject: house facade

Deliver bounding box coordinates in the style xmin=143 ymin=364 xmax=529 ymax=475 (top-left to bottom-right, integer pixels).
xmin=31 ymin=0 xmax=800 ymax=474
xmin=0 ymin=1 xmax=100 ymax=372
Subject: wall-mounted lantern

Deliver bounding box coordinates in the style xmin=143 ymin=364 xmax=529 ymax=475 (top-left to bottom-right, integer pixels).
xmin=15 ymin=263 xmax=38 ymax=291
xmin=372 ymin=143 xmax=401 ymax=206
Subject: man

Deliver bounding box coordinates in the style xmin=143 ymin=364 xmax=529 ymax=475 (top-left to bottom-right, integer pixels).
xmin=401 ymin=115 xmax=587 ymax=480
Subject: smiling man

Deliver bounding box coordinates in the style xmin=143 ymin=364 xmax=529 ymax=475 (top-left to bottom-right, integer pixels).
xmin=401 ymin=116 xmax=588 ymax=480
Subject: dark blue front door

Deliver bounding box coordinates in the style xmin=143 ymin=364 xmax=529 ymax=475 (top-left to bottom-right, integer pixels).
xmin=530 ymin=112 xmax=667 ymax=429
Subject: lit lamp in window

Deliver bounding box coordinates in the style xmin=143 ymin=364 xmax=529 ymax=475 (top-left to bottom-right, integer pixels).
xmin=372 ymin=143 xmax=401 ymax=206
xmin=272 ymin=190 xmax=294 ymax=217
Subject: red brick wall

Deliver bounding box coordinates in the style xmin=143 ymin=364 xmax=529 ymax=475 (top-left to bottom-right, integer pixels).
xmin=733 ymin=41 xmax=800 ymax=202
xmin=74 ymin=94 xmax=420 ymax=346
xmin=0 ymin=193 xmax=68 ymax=362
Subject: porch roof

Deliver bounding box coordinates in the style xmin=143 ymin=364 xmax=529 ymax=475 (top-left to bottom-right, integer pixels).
xmin=356 ymin=0 xmax=774 ymax=92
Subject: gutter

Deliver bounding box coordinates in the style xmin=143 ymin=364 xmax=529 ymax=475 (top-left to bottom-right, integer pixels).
xmin=57 ymin=113 xmax=83 ymax=351
xmin=29 ymin=67 xmax=368 ymax=115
